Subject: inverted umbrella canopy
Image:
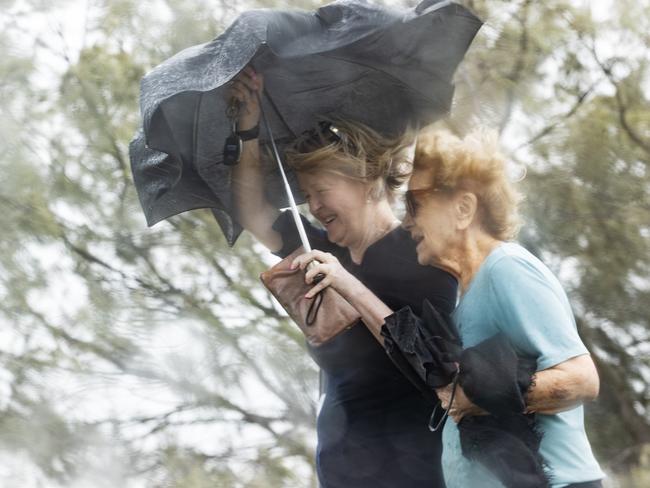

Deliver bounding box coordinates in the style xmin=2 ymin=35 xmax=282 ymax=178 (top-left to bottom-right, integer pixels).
xmin=129 ymin=0 xmax=482 ymax=244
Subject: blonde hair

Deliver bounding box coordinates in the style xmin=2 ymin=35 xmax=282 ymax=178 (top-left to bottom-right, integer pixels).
xmin=414 ymin=128 xmax=522 ymax=240
xmin=284 ymin=118 xmax=413 ymax=202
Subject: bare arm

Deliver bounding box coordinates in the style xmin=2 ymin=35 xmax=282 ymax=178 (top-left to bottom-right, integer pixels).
xmin=438 ymin=353 xmax=599 ymax=423
xmin=335 ymin=273 xmax=392 ymax=344
xmin=228 ymin=67 xmax=283 ymax=252
xmin=525 ymin=354 xmax=600 ymax=415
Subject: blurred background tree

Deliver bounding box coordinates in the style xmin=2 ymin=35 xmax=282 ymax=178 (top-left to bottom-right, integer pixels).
xmin=0 ymin=0 xmax=648 ymax=487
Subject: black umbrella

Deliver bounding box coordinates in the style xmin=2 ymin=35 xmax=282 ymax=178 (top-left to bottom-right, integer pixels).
xmin=381 ymin=301 xmax=550 ymax=488
xmin=129 ymin=0 xmax=482 ymax=244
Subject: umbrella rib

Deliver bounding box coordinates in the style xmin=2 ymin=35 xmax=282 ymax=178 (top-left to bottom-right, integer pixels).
xmin=192 ymin=92 xmax=203 ymax=168
xmin=263 ymin=89 xmax=296 ymax=138
xmin=257 ymin=91 xmax=312 ymax=251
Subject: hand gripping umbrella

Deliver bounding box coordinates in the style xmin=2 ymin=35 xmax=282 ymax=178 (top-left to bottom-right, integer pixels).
xmin=129 ymin=0 xmax=482 ymax=245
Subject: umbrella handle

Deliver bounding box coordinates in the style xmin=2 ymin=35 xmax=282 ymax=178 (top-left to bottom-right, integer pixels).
xmin=428 ymin=369 xmax=460 ymax=432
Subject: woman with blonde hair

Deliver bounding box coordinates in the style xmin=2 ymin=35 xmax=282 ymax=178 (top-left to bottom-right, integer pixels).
xmin=230 ymin=68 xmax=456 ymax=487
xmin=401 ymin=128 xmax=605 ymax=488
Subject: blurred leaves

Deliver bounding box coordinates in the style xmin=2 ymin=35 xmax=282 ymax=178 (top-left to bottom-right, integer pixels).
xmin=1 ymin=0 xmax=649 ymax=486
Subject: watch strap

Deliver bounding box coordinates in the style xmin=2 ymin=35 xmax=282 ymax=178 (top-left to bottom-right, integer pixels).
xmin=236 ymin=124 xmax=260 ymax=141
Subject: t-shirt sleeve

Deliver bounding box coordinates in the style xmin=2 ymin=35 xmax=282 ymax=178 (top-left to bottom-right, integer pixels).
xmin=487 ymin=255 xmax=589 ymax=371
xmin=271 ymin=210 xmax=342 ymax=259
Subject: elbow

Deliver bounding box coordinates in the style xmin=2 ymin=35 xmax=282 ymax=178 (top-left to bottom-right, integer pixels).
xmin=576 ymin=355 xmax=600 ymax=402
xmin=555 ymin=354 xmax=601 ymax=405
xmin=583 ymin=368 xmax=600 ymax=402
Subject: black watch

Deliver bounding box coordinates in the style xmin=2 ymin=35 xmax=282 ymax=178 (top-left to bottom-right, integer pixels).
xmin=236 ymin=124 xmax=259 ymax=141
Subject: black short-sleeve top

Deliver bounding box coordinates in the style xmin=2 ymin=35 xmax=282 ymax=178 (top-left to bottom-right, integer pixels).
xmin=272 ymin=211 xmax=457 ymax=488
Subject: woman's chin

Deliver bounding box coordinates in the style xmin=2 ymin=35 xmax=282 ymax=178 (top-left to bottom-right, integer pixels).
xmin=415 ymin=245 xmax=428 ymax=266
xmin=415 ymin=242 xmax=436 ymax=267
xmin=325 ymin=227 xmax=344 ymax=246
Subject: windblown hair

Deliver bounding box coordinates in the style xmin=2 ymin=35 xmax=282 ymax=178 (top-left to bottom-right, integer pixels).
xmin=284 ymin=118 xmax=414 ymax=202
xmin=414 ymin=128 xmax=523 ymax=240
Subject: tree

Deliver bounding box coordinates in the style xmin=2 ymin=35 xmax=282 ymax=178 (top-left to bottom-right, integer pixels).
xmin=1 ymin=0 xmax=649 ymax=486
xmin=2 ymin=1 xmax=322 ymax=486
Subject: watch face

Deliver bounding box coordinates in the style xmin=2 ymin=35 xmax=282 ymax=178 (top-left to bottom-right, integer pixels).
xmin=223 ymin=135 xmax=242 ymax=165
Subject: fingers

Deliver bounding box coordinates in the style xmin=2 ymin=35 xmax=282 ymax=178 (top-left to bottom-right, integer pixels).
xmin=228 ymin=83 xmax=251 ymax=103
xmin=436 ymin=385 xmax=452 ymax=410
xmin=289 ymin=250 xmax=338 ymax=299
xmin=225 ymin=66 xmax=263 ymax=106
xmin=291 ymin=250 xmax=334 ymax=271
xmin=229 ymin=80 xmax=255 ymax=103
xmin=244 ymin=66 xmax=264 ymax=92
xmin=234 ymin=67 xmax=262 ymax=94
xmin=305 ymin=262 xmax=328 ymax=284
xmin=440 ymin=397 xmax=450 ymax=410
xmin=305 ymin=275 xmax=330 ymax=299
xmin=236 ymin=74 xmax=258 ymax=93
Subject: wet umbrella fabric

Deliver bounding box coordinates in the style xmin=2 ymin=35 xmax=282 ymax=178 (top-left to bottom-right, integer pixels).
xmin=381 ymin=301 xmax=550 ymax=488
xmin=129 ymin=0 xmax=482 ymax=244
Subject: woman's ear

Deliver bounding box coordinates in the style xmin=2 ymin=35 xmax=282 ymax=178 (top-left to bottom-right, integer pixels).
xmin=455 ymin=192 xmax=477 ymax=230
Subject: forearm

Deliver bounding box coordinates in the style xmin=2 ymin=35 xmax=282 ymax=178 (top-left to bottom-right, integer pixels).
xmin=231 ymin=140 xmax=281 ymax=250
xmin=337 ymin=276 xmax=393 ymax=343
xmin=228 ymin=68 xmax=281 ymax=250
xmin=525 ymin=355 xmax=599 ymax=415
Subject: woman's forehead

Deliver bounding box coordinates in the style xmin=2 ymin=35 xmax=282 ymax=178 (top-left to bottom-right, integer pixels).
xmin=297 ymin=170 xmax=334 ymax=186
xmin=297 ymin=170 xmax=353 ymax=187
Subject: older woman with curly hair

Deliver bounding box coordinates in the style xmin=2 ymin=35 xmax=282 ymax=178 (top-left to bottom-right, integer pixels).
xmin=402 ymin=128 xmax=605 ymax=488
xmin=230 ymin=67 xmax=456 ymax=488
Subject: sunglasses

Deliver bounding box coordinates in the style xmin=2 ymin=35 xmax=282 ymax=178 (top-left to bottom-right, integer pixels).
xmin=295 ymin=121 xmax=350 ymax=153
xmin=404 ymin=186 xmax=446 ymax=217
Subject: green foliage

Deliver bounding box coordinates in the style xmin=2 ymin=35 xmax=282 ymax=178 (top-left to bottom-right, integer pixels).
xmin=1 ymin=0 xmax=649 ymax=486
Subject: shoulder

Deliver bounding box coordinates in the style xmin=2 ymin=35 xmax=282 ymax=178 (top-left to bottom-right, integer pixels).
xmin=479 ymin=243 xmax=586 ymax=365
xmin=481 ymin=242 xmax=575 ymax=325
xmin=484 ymin=243 xmax=555 ymax=290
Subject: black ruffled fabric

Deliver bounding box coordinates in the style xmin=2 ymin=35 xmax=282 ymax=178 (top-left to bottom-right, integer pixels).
xmin=458 ymin=335 xmax=549 ymax=488
xmin=381 ymin=300 xmax=550 ymax=488
xmin=382 ymin=299 xmax=461 ymax=389
xmin=458 ymin=414 xmax=548 ymax=488
xmin=459 ymin=333 xmax=536 ymax=416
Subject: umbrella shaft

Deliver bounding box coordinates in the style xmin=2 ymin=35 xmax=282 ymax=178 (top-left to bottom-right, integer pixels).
xmin=256 ymin=92 xmax=312 ymax=252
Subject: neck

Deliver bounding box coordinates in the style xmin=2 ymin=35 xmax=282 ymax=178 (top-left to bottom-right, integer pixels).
xmin=436 ymin=228 xmax=502 ymax=292
xmin=348 ymin=200 xmax=398 ymax=264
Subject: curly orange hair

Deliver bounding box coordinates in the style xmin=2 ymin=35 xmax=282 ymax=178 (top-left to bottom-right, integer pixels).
xmin=414 ymin=128 xmax=523 ymax=240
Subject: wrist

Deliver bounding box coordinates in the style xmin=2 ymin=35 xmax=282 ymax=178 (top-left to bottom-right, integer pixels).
xmin=236 ymin=123 xmax=259 ymax=141
xmin=237 ymin=117 xmax=260 ymax=132
xmin=337 ymin=273 xmax=364 ymax=301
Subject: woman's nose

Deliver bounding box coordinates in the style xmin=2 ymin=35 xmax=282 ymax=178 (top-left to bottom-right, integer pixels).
xmin=308 ymin=196 xmax=322 ymax=213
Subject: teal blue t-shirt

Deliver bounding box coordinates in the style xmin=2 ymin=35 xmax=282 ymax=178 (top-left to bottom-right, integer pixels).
xmin=442 ymin=242 xmax=604 ymax=488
